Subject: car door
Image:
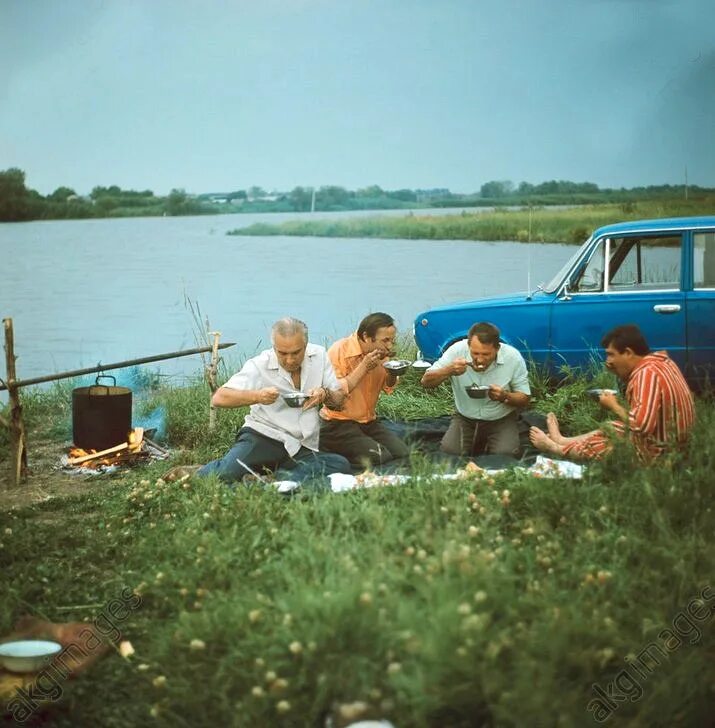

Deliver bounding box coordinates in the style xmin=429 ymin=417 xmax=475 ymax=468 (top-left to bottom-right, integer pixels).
xmin=686 ymin=228 xmax=715 ymax=386
xmin=548 ymin=232 xmax=687 ymax=372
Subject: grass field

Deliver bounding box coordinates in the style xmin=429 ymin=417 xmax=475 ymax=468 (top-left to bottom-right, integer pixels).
xmin=228 ymin=198 xmax=715 ymax=244
xmin=1 ymin=361 xmax=713 ymax=726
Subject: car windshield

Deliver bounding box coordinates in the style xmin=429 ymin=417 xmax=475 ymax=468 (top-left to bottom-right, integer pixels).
xmin=542 ymin=236 xmax=593 ymax=292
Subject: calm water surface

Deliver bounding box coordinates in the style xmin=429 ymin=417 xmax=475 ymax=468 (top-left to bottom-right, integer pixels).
xmin=1 ymin=210 xmax=575 ymax=389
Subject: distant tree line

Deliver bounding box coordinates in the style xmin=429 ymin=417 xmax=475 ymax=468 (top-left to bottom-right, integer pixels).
xmin=0 ymin=168 xmax=211 ymax=222
xmin=1 ymin=167 xmax=710 ymax=223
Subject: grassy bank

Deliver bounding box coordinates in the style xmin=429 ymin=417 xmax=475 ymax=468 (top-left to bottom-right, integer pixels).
xmin=1 ymin=366 xmax=714 ymax=726
xmin=228 ymin=198 xmax=715 ymax=244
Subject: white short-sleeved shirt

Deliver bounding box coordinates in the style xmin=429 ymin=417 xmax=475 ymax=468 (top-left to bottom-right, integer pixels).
xmin=428 ymin=340 xmax=531 ymax=421
xmin=223 ymin=343 xmax=340 ymax=456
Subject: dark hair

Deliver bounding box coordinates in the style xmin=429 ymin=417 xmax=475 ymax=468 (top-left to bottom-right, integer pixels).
xmin=357 ymin=312 xmax=395 ymax=340
xmin=600 ymin=324 xmax=650 ymax=356
xmin=467 ymin=321 xmax=501 ymax=347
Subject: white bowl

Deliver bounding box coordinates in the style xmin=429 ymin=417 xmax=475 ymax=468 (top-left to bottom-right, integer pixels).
xmin=0 ymin=640 xmax=63 ymax=673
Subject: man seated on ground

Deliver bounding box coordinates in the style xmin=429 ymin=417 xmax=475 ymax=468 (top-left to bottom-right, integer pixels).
xmin=319 ymin=312 xmax=409 ymax=468
xmin=529 ymin=324 xmax=695 ymax=462
xmin=421 ymin=321 xmax=531 ymax=458
xmin=187 ymin=317 xmax=351 ymax=484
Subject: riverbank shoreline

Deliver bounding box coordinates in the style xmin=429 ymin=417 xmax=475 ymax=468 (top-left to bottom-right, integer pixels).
xmin=229 ymin=198 xmax=715 ymax=244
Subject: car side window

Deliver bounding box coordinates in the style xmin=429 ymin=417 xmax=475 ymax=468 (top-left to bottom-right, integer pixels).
xmin=570 ymin=235 xmax=682 ymax=294
xmin=608 ymin=235 xmax=681 ymax=291
xmin=694 ymin=232 xmax=715 ymax=289
xmin=571 ymin=242 xmax=605 ymax=292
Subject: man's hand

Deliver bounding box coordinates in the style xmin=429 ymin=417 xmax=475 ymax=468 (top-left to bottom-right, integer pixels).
xmin=302 ymin=387 xmax=326 ymax=410
xmin=598 ymin=391 xmax=619 ymax=410
xmin=598 ymin=390 xmax=628 ymax=421
xmin=451 ymin=357 xmax=470 ymax=376
xmin=256 ymin=387 xmax=280 ymax=405
xmin=488 ymin=384 xmax=507 ymax=402
xmin=363 ymin=349 xmax=386 ymax=371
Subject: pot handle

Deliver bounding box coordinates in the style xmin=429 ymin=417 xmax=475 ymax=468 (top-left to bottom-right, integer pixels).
xmin=95 ymin=374 xmax=117 ymax=387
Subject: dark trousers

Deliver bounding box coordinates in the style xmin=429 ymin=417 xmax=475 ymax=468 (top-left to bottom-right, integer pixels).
xmin=319 ymin=418 xmax=409 ymax=467
xmin=197 ymin=427 xmax=351 ymax=485
xmin=440 ymin=411 xmax=520 ymax=457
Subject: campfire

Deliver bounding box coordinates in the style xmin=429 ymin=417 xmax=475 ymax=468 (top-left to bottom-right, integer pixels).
xmin=64 ymin=427 xmax=168 ymax=471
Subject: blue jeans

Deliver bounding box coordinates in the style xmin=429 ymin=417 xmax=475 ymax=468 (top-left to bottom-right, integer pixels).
xmin=197 ymin=427 xmax=351 ymax=485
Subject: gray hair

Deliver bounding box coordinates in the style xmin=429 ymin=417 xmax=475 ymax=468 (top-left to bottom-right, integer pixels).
xmin=271 ymin=317 xmax=309 ymax=343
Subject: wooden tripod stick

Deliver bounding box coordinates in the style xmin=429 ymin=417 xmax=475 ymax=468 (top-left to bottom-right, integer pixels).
xmin=207 ymin=331 xmax=222 ymax=431
xmin=3 ymin=318 xmax=28 ymax=487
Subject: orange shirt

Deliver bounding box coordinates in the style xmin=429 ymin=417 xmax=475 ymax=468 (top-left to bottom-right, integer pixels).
xmin=321 ymin=333 xmax=394 ymax=423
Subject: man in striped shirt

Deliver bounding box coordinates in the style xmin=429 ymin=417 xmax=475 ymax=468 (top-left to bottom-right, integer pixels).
xmin=529 ymin=324 xmax=695 ymax=462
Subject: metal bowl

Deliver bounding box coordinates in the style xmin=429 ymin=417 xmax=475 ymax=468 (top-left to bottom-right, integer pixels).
xmin=0 ymin=640 xmax=63 ymax=673
xmin=383 ymin=359 xmax=411 ymax=376
xmin=283 ymin=392 xmax=310 ymax=408
xmin=585 ymin=388 xmax=617 ymax=401
xmin=411 ymin=360 xmax=432 ymax=372
xmin=465 ymin=384 xmax=490 ymax=399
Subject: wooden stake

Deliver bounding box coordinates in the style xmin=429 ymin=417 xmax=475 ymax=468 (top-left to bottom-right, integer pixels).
xmin=3 ymin=318 xmax=28 ymax=487
xmin=207 ymin=331 xmax=221 ymax=431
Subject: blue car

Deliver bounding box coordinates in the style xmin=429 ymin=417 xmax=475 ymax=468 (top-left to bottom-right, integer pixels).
xmin=414 ymin=216 xmax=715 ymax=388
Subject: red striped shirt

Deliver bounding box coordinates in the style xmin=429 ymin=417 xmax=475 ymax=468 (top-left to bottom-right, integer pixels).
xmin=563 ymin=351 xmax=694 ymax=462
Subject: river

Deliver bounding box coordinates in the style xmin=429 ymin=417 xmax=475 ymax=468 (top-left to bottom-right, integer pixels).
xmin=1 ymin=209 xmax=576 ymax=391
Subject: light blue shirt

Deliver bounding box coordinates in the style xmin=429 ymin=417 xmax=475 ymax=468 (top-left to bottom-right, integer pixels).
xmin=223 ymin=343 xmax=340 ymax=455
xmin=429 ymin=340 xmax=531 ymax=420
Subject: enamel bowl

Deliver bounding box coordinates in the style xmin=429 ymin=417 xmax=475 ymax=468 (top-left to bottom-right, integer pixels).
xmin=465 ymin=384 xmax=490 ymax=399
xmin=0 ymin=640 xmax=63 ymax=673
xmin=585 ymin=388 xmax=617 ymax=400
xmin=383 ymin=359 xmax=411 ymax=376
xmin=283 ymin=392 xmax=310 ymax=408
xmin=411 ymin=360 xmax=432 ymax=372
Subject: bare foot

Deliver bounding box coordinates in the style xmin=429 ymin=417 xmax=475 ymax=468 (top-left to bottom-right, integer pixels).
xmin=546 ymin=412 xmax=582 ymax=444
xmin=529 ymin=426 xmax=564 ymax=456
xmin=546 ymin=412 xmax=567 ymax=445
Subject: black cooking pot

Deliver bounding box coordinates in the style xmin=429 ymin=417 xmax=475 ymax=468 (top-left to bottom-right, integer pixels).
xmin=72 ymin=375 xmax=132 ymax=450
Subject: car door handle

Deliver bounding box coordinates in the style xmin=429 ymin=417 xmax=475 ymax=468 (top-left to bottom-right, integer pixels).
xmin=653 ymin=304 xmax=681 ymax=314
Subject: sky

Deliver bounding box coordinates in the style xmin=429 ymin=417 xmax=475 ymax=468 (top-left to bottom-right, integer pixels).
xmin=1 ymin=0 xmax=714 ymax=196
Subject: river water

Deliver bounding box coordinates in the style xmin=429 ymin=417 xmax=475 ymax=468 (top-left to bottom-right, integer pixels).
xmin=1 ymin=209 xmax=576 ymax=391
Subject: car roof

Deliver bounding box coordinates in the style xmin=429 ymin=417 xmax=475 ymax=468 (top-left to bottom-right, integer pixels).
xmin=593 ymin=215 xmax=715 ymax=237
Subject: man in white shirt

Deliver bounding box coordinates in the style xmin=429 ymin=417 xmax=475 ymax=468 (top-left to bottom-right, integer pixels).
xmin=421 ymin=321 xmax=531 ymax=457
xmin=196 ymin=317 xmax=351 ymax=484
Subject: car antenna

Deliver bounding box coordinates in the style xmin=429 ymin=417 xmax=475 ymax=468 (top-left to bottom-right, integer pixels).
xmin=526 ymin=204 xmax=533 ymax=299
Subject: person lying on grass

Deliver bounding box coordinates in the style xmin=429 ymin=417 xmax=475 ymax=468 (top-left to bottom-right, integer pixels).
xmin=529 ymin=323 xmax=695 ymax=462
xmin=167 ymin=317 xmax=351 ymax=484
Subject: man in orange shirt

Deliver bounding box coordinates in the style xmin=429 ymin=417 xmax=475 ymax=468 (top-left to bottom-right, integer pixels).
xmin=320 ymin=312 xmax=409 ymax=468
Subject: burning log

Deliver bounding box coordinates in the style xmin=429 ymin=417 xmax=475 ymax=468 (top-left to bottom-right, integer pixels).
xmin=67 ymin=447 xmax=150 ymax=469
xmin=67 ymin=428 xmax=144 ymax=466
xmin=64 ymin=427 xmax=169 ymax=471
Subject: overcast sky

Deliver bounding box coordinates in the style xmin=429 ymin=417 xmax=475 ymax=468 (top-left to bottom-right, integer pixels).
xmin=1 ymin=0 xmax=713 ymax=196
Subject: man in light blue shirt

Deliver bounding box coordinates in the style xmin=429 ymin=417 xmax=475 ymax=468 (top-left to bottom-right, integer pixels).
xmin=421 ymin=322 xmax=531 ymax=457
